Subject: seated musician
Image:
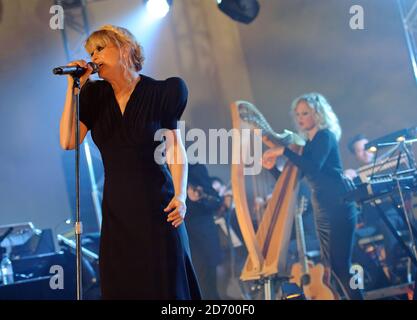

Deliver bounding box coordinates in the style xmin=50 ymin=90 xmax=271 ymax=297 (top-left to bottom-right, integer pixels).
xmin=345 ymin=134 xmax=375 ymax=181
xmin=262 ymin=93 xmax=363 ymax=300
xmin=186 ymin=164 xmax=224 ymax=299
xmin=210 ymin=177 xmax=243 ymax=243
xmin=345 ymin=134 xmax=377 ymax=227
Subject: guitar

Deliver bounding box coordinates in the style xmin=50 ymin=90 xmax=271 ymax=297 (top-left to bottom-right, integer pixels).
xmin=290 ymin=196 xmax=338 ymax=300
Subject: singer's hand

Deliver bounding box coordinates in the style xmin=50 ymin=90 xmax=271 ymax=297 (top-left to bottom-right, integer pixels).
xmin=164 ymin=196 xmax=187 ymax=228
xmin=66 ymin=59 xmax=93 ymax=91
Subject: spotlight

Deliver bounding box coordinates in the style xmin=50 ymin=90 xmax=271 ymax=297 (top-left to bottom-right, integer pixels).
xmin=145 ymin=0 xmax=172 ymax=19
xmin=217 ymin=0 xmax=260 ymax=24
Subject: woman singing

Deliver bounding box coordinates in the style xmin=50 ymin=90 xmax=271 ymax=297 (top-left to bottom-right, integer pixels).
xmin=59 ymin=25 xmax=201 ymax=300
xmin=262 ymin=93 xmax=363 ymax=300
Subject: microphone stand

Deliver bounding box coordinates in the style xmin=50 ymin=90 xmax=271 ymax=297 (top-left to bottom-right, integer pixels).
xmin=72 ymin=75 xmax=83 ymax=300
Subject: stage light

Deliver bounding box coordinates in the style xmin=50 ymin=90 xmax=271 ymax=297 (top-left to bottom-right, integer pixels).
xmin=145 ymin=0 xmax=172 ymax=20
xmin=217 ymin=0 xmax=260 ymax=24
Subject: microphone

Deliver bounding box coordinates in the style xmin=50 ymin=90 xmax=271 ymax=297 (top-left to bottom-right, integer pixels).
xmin=52 ymin=62 xmax=98 ymax=77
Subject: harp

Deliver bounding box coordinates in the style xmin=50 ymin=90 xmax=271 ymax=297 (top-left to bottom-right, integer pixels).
xmin=230 ymin=101 xmax=305 ymax=297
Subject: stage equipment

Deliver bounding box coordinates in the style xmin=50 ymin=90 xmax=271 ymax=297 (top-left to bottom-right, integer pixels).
xmin=145 ymin=0 xmax=173 ymax=19
xmin=346 ymin=135 xmax=417 ymax=278
xmin=217 ymin=0 xmax=260 ymax=24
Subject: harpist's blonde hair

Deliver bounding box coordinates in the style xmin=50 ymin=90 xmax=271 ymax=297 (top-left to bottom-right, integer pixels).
xmin=290 ymin=93 xmax=342 ymax=141
xmin=85 ymin=25 xmax=145 ymax=73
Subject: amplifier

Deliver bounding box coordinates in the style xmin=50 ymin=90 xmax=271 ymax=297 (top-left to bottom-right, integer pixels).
xmin=0 ymin=251 xmax=76 ymax=300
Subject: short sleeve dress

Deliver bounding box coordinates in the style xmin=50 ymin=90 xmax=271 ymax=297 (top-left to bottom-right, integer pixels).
xmin=79 ymin=75 xmax=201 ymax=300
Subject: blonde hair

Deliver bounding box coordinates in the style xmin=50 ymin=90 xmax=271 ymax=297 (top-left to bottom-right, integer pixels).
xmin=84 ymin=25 xmax=145 ymax=73
xmin=290 ymin=93 xmax=342 ymax=141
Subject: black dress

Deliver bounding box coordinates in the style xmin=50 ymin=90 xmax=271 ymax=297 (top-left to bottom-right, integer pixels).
xmin=284 ymin=129 xmax=363 ymax=299
xmin=79 ymin=75 xmax=201 ymax=300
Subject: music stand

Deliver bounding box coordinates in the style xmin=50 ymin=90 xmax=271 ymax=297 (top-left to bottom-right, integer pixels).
xmin=370 ymin=138 xmax=417 ymax=267
xmin=368 ymin=138 xmax=417 ymax=180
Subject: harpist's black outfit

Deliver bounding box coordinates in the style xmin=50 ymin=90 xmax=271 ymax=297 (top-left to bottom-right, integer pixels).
xmin=284 ymin=129 xmax=363 ymax=300
xmin=79 ymin=75 xmax=201 ymax=300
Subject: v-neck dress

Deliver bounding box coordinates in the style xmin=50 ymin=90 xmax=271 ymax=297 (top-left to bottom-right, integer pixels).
xmin=79 ymin=75 xmax=201 ymax=300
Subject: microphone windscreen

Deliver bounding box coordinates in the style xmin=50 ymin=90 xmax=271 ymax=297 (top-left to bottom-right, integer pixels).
xmin=52 ymin=67 xmax=63 ymax=75
xmin=88 ymin=62 xmax=98 ymax=74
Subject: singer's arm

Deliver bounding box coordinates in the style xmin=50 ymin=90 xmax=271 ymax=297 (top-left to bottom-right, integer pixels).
xmin=59 ymin=83 xmax=89 ymax=150
xmin=59 ymin=60 xmax=93 ymax=150
xmin=166 ymin=129 xmax=188 ymax=201
xmin=163 ymin=129 xmax=188 ymax=228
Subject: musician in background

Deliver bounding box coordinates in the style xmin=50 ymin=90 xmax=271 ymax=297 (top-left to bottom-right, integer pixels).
xmin=345 ymin=133 xmax=380 ymax=228
xmin=210 ymin=176 xmax=249 ymax=299
xmin=211 ymin=177 xmax=234 ymax=217
xmin=262 ymin=93 xmax=363 ymax=300
xmin=210 ymin=176 xmax=243 ymax=244
xmin=348 ymin=134 xmax=375 ymax=165
xmin=186 ymin=164 xmax=223 ymax=299
xmin=344 ymin=134 xmax=375 ymax=180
